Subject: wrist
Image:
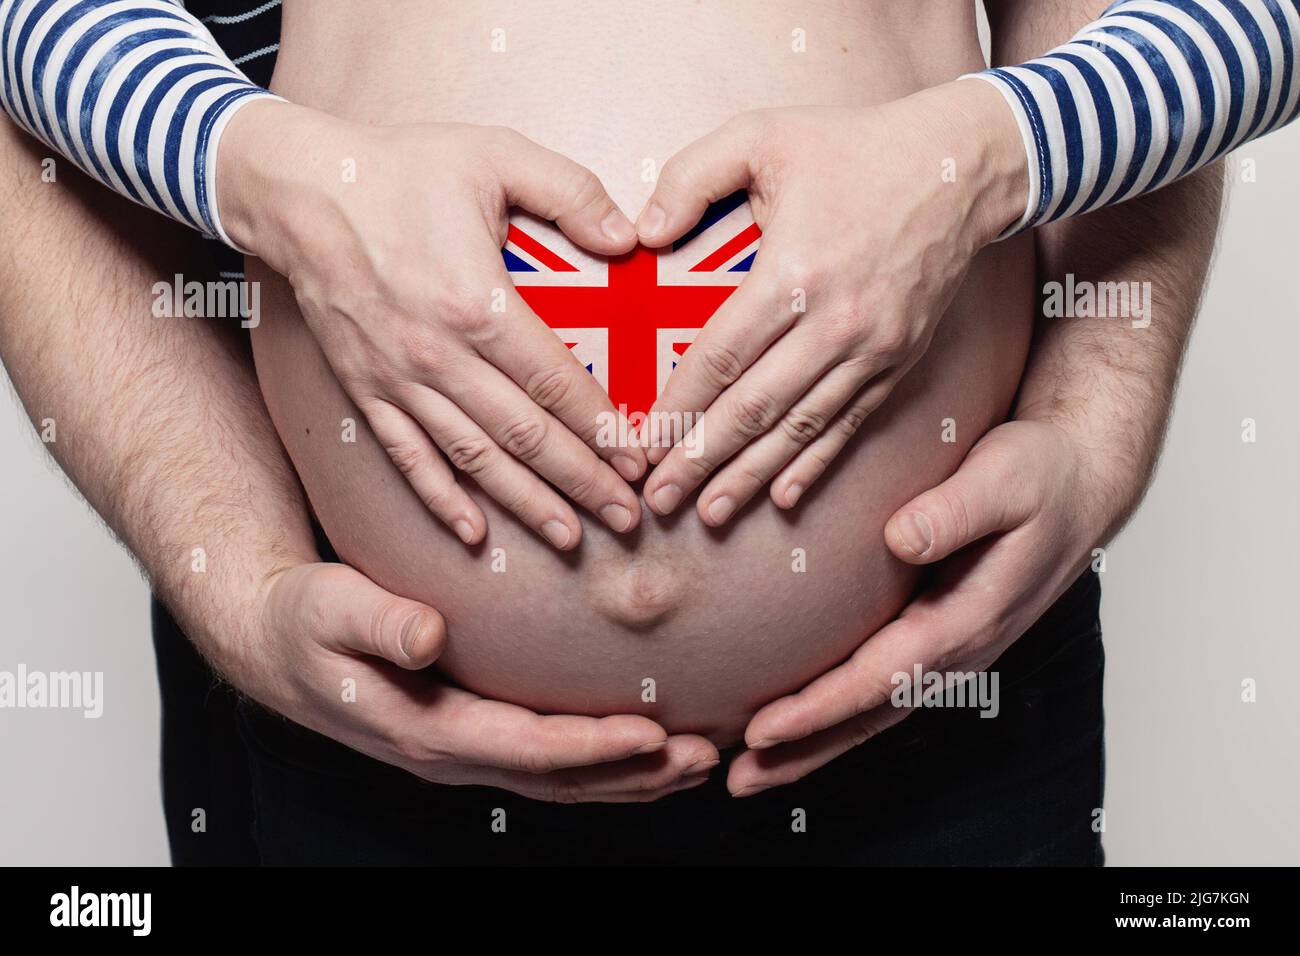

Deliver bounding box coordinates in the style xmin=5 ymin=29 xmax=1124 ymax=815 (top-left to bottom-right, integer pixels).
xmin=1015 ymin=394 xmax=1157 ymax=539
xmin=153 ymin=527 xmax=319 ymax=690
xmin=931 ymin=77 xmax=1031 ymax=245
xmin=215 ymin=98 xmax=350 ymax=262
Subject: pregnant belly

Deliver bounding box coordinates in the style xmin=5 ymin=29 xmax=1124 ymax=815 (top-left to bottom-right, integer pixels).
xmin=251 ymin=0 xmax=1035 ymax=743
xmin=251 ymin=230 xmax=1031 ymax=745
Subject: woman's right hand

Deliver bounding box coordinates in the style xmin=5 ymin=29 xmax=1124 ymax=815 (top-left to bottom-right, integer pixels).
xmin=217 ymin=100 xmax=645 ymax=550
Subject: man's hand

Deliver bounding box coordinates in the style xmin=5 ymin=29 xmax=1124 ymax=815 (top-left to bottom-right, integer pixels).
xmin=636 ymin=80 xmax=1028 ymax=524
xmin=722 ymin=144 xmax=1226 ymax=796
xmin=726 ymin=419 xmax=1099 ymax=796
xmin=220 ymin=101 xmax=646 ymax=550
xmin=236 ymin=562 xmax=719 ymax=803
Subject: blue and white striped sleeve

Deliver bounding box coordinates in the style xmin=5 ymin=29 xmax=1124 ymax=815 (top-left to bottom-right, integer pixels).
xmin=968 ymin=0 xmax=1300 ymax=235
xmin=0 ymin=0 xmax=279 ymax=248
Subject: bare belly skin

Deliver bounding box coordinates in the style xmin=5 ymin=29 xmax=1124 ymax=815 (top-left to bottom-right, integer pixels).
xmin=250 ymin=0 xmax=1035 ymax=743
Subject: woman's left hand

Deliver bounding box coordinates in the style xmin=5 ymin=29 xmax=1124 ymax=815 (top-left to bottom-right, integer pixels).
xmin=637 ymin=80 xmax=1027 ymax=524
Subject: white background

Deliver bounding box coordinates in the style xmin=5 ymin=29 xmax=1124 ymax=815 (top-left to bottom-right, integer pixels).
xmin=1 ymin=55 xmax=1297 ymax=871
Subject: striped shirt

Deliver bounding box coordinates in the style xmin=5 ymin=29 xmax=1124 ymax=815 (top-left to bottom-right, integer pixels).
xmin=4 ymin=0 xmax=1298 ymax=254
xmin=0 ymin=0 xmax=278 ymax=247
xmin=970 ymin=0 xmax=1300 ymax=234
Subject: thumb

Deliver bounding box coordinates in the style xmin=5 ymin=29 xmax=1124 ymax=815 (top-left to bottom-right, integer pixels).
xmin=297 ymin=565 xmax=447 ymax=669
xmin=490 ymin=129 xmax=637 ymax=254
xmin=636 ymin=114 xmax=759 ymax=247
xmin=885 ymin=443 xmax=1033 ymax=565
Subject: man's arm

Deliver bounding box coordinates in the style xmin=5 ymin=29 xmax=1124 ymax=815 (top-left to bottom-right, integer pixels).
xmin=724 ymin=0 xmax=1227 ymax=794
xmin=991 ymin=0 xmax=1227 ymax=531
xmin=0 ymin=117 xmax=716 ymax=801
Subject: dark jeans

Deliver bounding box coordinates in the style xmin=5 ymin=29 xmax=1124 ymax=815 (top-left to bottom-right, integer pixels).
xmin=153 ymin=571 xmax=1104 ymax=866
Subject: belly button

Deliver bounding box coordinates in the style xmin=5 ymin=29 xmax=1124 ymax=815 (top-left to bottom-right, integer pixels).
xmin=591 ymin=558 xmax=685 ymax=630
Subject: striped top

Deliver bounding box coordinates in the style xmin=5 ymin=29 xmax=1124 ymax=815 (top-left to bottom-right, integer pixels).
xmin=970 ymin=0 xmax=1300 ymax=234
xmin=0 ymin=0 xmax=278 ymax=247
xmin=4 ymin=0 xmax=1298 ymax=252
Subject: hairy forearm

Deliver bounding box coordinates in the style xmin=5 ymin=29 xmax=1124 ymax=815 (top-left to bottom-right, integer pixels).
xmin=991 ymin=0 xmax=1226 ymax=540
xmin=0 ymin=117 xmax=313 ymax=681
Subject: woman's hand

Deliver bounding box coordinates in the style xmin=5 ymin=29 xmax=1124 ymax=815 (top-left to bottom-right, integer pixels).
xmin=723 ymin=418 xmax=1109 ymax=796
xmin=636 ymin=80 xmax=1028 ymax=524
xmin=230 ymin=561 xmax=719 ymax=803
xmin=218 ymin=101 xmax=646 ymax=551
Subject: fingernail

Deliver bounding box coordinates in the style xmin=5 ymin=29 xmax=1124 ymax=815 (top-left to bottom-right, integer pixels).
xmin=631 ymin=739 xmax=667 ymax=756
xmin=399 ymin=614 xmax=426 ymax=660
xmin=601 ymin=209 xmax=636 ymax=244
xmin=785 ymin=483 xmax=804 ymax=507
xmin=732 ymin=783 xmax=773 ymax=799
xmin=706 ymin=495 xmax=735 ymax=525
xmin=897 ymin=511 xmax=934 ymax=556
xmin=600 ymin=503 xmax=633 ymax=532
xmin=612 ymin=454 xmax=641 ymax=481
xmin=684 ymin=758 xmax=720 ymax=775
xmin=542 ymin=520 xmax=572 ymax=549
xmin=651 ymin=483 xmax=682 ymax=515
xmin=453 ymin=519 xmax=476 ymax=544
xmin=747 ymin=737 xmax=780 ymax=750
xmin=638 ymin=202 xmax=666 ymax=239
xmin=674 ymin=773 xmax=712 ymax=792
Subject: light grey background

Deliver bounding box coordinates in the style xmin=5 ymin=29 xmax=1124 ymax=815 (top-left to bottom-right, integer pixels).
xmin=1 ymin=74 xmax=1298 ymax=870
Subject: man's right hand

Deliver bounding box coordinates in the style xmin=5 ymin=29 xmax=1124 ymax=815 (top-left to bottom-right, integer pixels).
xmin=237 ymin=561 xmax=720 ymax=802
xmin=218 ymin=101 xmax=646 ymax=551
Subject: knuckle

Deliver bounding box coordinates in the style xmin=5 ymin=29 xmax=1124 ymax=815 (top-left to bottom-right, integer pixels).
xmin=383 ymin=440 xmax=426 ymax=478
xmin=393 ymin=323 xmax=442 ymax=373
xmin=656 ymin=151 xmax=696 ymax=193
xmin=823 ymin=313 xmax=866 ymax=352
xmin=390 ymin=730 xmax=437 ymax=768
xmin=728 ymin=388 xmax=779 ymax=438
xmin=557 ymin=166 xmax=605 ymax=217
xmin=416 ymin=482 xmax=456 ymax=516
xmin=442 ymin=292 xmax=493 ymax=339
xmin=694 ymin=342 xmax=746 ymax=390
xmin=546 ymin=778 xmax=582 ymax=804
xmin=478 ymin=124 xmax=523 ymax=162
xmin=498 ymin=415 xmax=550 ymax=461
xmin=932 ymin=486 xmax=972 ymax=547
xmin=525 ymin=363 xmax=577 ymax=411
xmin=869 ymin=323 xmax=911 ymax=362
xmin=515 ymin=747 xmax=560 ymax=776
xmin=772 ymin=255 xmax=824 ymax=295
xmin=860 ymin=666 xmax=904 ymax=714
xmin=444 ymin=434 xmax=496 ymax=476
xmin=561 ymin=466 xmax=603 ymax=505
xmin=368 ymin=599 xmax=407 ymax=657
xmin=729 ymin=460 xmax=770 ymax=495
xmin=837 ymin=402 xmax=870 ymax=437
xmin=779 ymin=405 xmax=828 ymax=446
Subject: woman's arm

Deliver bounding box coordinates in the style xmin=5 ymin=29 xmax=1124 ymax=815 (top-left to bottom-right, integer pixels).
xmin=0 ymin=0 xmax=273 ymax=245
xmin=971 ymin=0 xmax=1298 ymax=234
xmin=0 ymin=0 xmax=648 ymax=549
xmin=635 ymin=0 xmax=1296 ymax=520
